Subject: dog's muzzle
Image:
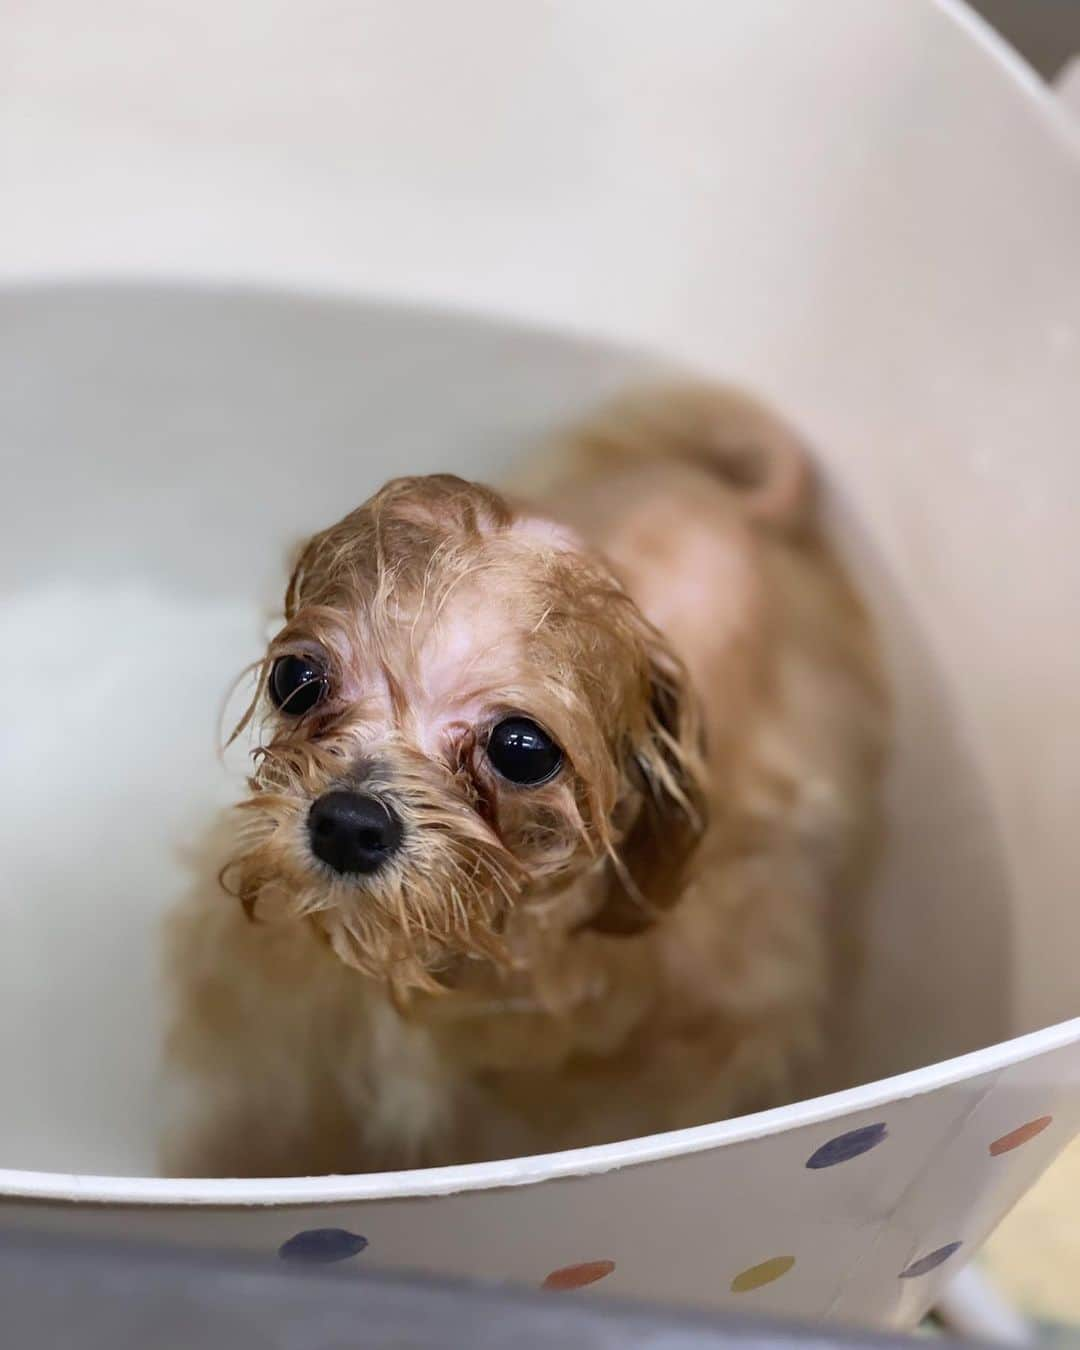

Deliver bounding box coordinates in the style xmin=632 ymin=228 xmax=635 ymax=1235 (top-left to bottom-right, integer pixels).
xmin=308 ymin=791 xmax=404 ymax=876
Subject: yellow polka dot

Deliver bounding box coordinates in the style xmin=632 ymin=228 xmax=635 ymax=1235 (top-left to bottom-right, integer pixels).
xmin=731 ymin=1255 xmax=795 ymax=1293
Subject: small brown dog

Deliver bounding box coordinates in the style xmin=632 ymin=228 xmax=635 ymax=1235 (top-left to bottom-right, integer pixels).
xmin=164 ymin=384 xmax=889 ymax=1177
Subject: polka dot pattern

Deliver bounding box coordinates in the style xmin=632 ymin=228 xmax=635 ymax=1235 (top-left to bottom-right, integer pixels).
xmin=731 ymin=1255 xmax=795 ymax=1293
xmin=279 ymin=1228 xmax=369 ymax=1263
xmin=806 ymin=1122 xmax=888 ymax=1169
xmin=542 ymin=1260 xmax=616 ymax=1291
xmin=989 ymin=1115 xmax=1052 ymax=1156
xmin=271 ymin=1100 xmax=1054 ymax=1298
xmin=899 ymin=1242 xmax=962 ymax=1280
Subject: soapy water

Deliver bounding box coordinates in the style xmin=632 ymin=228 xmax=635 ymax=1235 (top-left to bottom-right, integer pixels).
xmin=0 ymin=575 xmax=1010 ymax=1180
xmin=0 ymin=581 xmax=258 ymax=1174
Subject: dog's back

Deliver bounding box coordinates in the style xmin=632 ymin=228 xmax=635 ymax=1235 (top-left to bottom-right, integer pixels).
xmin=516 ymin=385 xmax=890 ymax=1115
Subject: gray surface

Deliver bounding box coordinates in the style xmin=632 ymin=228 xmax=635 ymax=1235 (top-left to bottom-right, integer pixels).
xmin=0 ymin=1229 xmax=937 ymax=1350
xmin=970 ymin=0 xmax=1080 ymax=78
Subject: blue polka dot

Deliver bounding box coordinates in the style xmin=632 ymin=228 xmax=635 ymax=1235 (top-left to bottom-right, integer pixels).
xmin=806 ymin=1122 xmax=888 ymax=1169
xmin=279 ymin=1228 xmax=369 ymax=1263
xmin=899 ymin=1242 xmax=962 ymax=1280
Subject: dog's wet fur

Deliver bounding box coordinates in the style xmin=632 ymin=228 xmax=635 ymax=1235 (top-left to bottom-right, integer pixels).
xmin=164 ymin=384 xmax=889 ymax=1176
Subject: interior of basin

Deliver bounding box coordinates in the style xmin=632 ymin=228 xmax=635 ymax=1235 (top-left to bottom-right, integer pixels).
xmin=0 ymin=282 xmax=1023 ymax=1178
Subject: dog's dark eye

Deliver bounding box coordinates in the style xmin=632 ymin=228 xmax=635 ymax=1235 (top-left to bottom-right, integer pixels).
xmin=269 ymin=654 xmax=328 ymax=715
xmin=486 ymin=717 xmax=563 ymax=786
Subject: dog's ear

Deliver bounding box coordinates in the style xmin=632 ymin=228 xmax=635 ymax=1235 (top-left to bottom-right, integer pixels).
xmin=587 ymin=627 xmax=709 ymax=936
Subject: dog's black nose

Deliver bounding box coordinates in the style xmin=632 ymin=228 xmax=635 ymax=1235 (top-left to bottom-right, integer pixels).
xmin=308 ymin=791 xmax=403 ymax=876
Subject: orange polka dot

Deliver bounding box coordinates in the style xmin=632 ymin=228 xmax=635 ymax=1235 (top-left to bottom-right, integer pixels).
xmin=989 ymin=1115 xmax=1053 ymax=1157
xmin=542 ymin=1260 xmax=615 ymax=1291
xmin=731 ymin=1255 xmax=795 ymax=1293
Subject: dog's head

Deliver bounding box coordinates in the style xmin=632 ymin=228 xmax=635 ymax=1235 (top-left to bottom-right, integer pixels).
xmin=224 ymin=475 xmax=707 ymax=995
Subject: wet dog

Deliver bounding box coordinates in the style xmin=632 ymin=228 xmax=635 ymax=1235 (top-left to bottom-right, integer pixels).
xmin=164 ymin=384 xmax=889 ymax=1176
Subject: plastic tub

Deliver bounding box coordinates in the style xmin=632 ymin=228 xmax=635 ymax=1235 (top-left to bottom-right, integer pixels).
xmin=1 ymin=0 xmax=1078 ymax=1329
